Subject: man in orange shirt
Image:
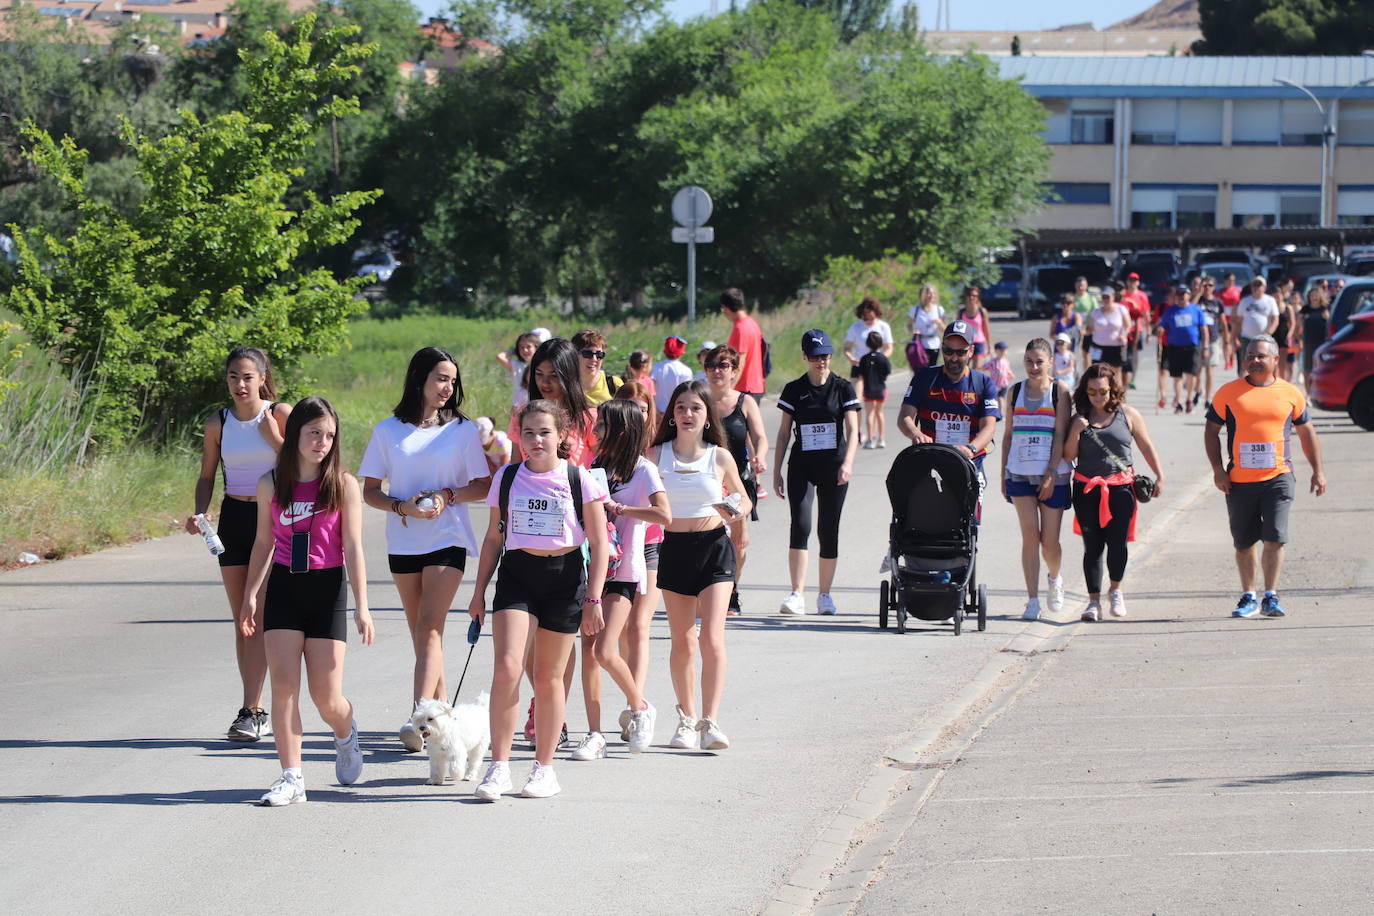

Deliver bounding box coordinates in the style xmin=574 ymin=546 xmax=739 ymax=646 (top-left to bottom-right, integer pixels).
xmin=1204 ymin=334 xmax=1326 ymax=619
xmin=1119 ymin=272 xmax=1151 ymax=392
xmin=723 ymin=287 xmax=765 ymax=402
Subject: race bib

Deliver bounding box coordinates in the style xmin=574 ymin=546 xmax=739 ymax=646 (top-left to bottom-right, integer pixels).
xmin=1015 ymin=433 xmax=1053 ymax=467
xmin=935 ymin=418 xmax=970 ymax=445
xmin=1237 ymin=441 xmax=1277 ymax=470
xmin=801 ymin=422 xmax=837 ymax=451
xmin=510 ymin=495 xmax=566 ymax=537
xmin=1174 ymin=313 xmax=1194 ymax=327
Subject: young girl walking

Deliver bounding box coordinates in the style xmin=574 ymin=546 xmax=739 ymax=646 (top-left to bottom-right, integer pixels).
xmin=571 ymin=400 xmax=671 ymax=759
xmin=468 ymin=400 xmax=610 ymax=800
xmin=653 ymin=381 xmax=753 ymax=751
xmin=187 ymin=346 xmax=291 ymax=743
xmin=240 ymin=397 xmax=373 ymax=806
xmin=359 ymin=347 xmax=491 ymax=752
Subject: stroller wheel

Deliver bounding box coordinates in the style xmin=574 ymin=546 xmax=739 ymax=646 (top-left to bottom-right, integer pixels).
xmin=977 ymin=584 xmax=988 ymax=632
xmin=896 ymin=603 xmax=907 ymax=635
xmin=879 ymin=580 xmax=890 ymax=630
xmin=953 ymin=604 xmax=963 ymax=636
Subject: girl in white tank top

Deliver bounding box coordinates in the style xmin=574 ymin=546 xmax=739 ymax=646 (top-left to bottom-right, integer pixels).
xmin=187 ymin=347 xmax=289 ymax=744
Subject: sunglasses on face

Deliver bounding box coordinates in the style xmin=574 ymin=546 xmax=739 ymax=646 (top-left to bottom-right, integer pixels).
xmin=704 ymin=360 xmax=735 ymax=370
xmin=580 ymin=349 xmax=606 ymax=361
xmin=942 ymin=346 xmax=970 ymax=356
xmin=1086 ymin=387 xmax=1111 ymax=396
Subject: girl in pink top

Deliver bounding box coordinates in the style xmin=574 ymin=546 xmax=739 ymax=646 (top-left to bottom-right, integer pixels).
xmin=468 ymin=400 xmax=610 ymax=800
xmin=505 ymin=338 xmax=599 ymax=468
xmin=240 ymin=396 xmax=373 ymax=807
xmin=959 ymin=286 xmax=993 ymax=370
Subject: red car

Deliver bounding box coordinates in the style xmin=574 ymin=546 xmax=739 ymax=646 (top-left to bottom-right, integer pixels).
xmin=1309 ymin=311 xmax=1374 ymax=430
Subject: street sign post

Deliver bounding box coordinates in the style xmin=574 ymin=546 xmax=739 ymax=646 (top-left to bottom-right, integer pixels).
xmin=671 ymin=186 xmax=714 ymax=328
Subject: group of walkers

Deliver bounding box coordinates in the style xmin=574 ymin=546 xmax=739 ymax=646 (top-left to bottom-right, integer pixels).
xmin=189 ymin=279 xmax=1327 ymax=807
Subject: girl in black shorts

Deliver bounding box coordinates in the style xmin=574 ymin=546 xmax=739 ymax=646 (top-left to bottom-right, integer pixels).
xmin=468 ymin=400 xmax=610 ymax=800
xmin=239 ymin=397 xmax=374 ymax=806
xmin=187 ymin=347 xmax=291 ymax=743
xmin=571 ymin=400 xmax=671 ymax=760
xmin=652 ymin=381 xmax=753 ymax=752
xmin=358 ymin=347 xmax=492 ymax=752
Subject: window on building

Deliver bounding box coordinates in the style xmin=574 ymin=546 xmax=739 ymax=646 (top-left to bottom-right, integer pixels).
xmin=1338 ymin=100 xmax=1374 ymax=146
xmin=1337 ymin=188 xmax=1374 ymax=225
xmin=1132 ymin=99 xmax=1175 ymax=144
xmin=1231 ymin=187 xmax=1320 ymax=227
xmin=1130 ymin=186 xmax=1216 ymax=229
xmin=1279 ymin=191 xmax=1320 ymax=225
xmin=1046 ymin=182 xmax=1111 ymax=205
xmin=1233 ymin=99 xmax=1280 ymax=145
xmin=1280 ymin=100 xmax=1325 ymax=146
xmin=1178 ymin=99 xmax=1224 ymax=144
xmin=1071 ymin=100 xmax=1114 ymax=145
xmin=1041 ymin=98 xmax=1070 ymax=144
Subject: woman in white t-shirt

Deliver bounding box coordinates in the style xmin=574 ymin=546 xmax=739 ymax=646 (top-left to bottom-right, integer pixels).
xmin=907 ymin=283 xmax=946 ymax=367
xmin=843 ymin=296 xmax=894 ymax=404
xmin=1087 ymin=291 xmax=1130 ymax=368
xmin=359 ymin=347 xmax=493 ymax=752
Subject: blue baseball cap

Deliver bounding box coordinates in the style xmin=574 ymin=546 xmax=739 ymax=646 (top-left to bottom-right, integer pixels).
xmin=801 ymin=328 xmax=834 ymax=357
xmin=944 ymin=320 xmax=974 ymax=344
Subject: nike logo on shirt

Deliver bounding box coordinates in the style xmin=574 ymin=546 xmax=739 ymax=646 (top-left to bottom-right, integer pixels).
xmin=279 ymin=501 xmax=323 ymax=526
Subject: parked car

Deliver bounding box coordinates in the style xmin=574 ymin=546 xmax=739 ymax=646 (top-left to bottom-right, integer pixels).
xmin=1187 ymin=262 xmax=1254 ymax=287
xmin=1121 ymin=252 xmax=1180 ymax=306
xmin=352 ymin=249 xmax=400 ymax=284
xmin=1327 ymin=279 xmax=1374 ymax=340
xmin=1283 ymin=258 xmax=1339 ymax=283
xmin=983 ymin=264 xmax=1023 ymax=311
xmin=1020 ymin=265 xmax=1077 ymax=319
xmin=1309 ymin=311 xmax=1374 ymax=430
xmin=1060 ymin=254 xmax=1111 ymax=287
xmin=1345 ymin=254 xmax=1374 ymax=277
xmin=1194 ymin=249 xmax=1255 ymax=270
xmin=1299 ymin=274 xmax=1357 ymax=299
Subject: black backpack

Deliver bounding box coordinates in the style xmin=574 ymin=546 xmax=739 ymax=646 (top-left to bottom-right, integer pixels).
xmin=497 ymin=461 xmax=582 ymax=541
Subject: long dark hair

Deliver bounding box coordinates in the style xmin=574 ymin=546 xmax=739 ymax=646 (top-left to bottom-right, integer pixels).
xmin=275 ymin=396 xmax=345 ymax=513
xmin=393 ymin=346 xmax=466 ymax=426
xmin=652 ymin=380 xmax=726 ymax=448
xmin=594 ymin=399 xmax=646 ymax=487
xmin=518 ymin=398 xmax=573 ymax=461
xmin=1073 ymin=363 xmax=1125 ymax=417
xmin=226 ymin=346 xmax=276 ymax=400
xmin=526 ymin=338 xmax=591 ymax=437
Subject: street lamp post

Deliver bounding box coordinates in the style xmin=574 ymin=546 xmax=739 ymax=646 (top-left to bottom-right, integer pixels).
xmin=1275 ymin=73 xmax=1374 ymax=226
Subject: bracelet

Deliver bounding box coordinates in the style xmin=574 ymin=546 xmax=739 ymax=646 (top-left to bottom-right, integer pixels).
xmin=391 ymin=499 xmax=404 ymax=516
xmin=443 ymin=487 xmax=456 ymax=504
xmin=583 ymin=596 xmax=601 ymax=605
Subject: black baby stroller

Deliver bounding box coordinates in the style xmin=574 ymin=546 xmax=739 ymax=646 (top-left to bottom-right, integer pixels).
xmin=878 ymin=443 xmax=987 ymax=635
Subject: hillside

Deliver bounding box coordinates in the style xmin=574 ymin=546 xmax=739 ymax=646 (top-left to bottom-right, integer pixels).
xmin=1109 ymin=0 xmax=1199 ymax=30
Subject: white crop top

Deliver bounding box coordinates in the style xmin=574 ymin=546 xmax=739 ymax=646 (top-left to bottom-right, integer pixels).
xmin=657 ymin=444 xmax=723 ymax=519
xmin=220 ymin=405 xmax=278 ymax=498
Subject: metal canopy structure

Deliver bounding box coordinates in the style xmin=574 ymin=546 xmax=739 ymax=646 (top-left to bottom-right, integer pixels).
xmin=1013 ymin=225 xmax=1374 ymax=256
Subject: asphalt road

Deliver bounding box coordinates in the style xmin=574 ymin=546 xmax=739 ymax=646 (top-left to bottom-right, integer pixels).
xmin=3 ymin=317 xmax=1355 ymax=914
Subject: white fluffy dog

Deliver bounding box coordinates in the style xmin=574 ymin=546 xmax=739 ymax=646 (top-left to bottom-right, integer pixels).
xmin=411 ymin=693 xmax=490 ymax=785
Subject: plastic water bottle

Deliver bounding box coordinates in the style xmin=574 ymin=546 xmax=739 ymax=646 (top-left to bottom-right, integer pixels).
xmin=194 ymin=513 xmax=226 ymax=556
xmin=416 ymin=495 xmax=436 ymax=511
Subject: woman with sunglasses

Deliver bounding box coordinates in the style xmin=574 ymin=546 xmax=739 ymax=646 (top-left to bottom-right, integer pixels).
xmin=572 ymin=329 xmax=623 ymax=406
xmin=704 ymin=344 xmax=769 ymax=616
xmin=957 ymin=286 xmax=992 ymax=370
xmin=1062 ymin=364 xmax=1165 ymax=623
xmin=774 ymin=329 xmax=861 ymax=617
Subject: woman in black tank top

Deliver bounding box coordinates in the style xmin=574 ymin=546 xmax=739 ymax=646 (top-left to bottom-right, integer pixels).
xmin=705 ymin=345 xmax=770 ymax=614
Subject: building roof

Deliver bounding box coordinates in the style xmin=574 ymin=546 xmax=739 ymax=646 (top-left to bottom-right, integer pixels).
xmin=926 ymin=29 xmax=1199 ymax=59
xmin=998 ymin=56 xmax=1374 ymax=99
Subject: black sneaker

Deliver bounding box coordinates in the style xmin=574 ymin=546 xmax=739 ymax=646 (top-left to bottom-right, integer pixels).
xmin=727 ymin=590 xmax=742 ymax=617
xmin=228 ymin=707 xmax=267 ymax=742
xmin=559 ymin=724 xmax=570 ymax=748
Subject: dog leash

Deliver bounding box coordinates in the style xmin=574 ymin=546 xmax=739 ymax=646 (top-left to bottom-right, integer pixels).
xmin=451 ymin=617 xmax=482 ymax=706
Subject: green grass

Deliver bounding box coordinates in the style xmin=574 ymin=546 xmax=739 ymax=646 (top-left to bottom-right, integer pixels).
xmin=1 ymin=281 xmax=880 ymax=565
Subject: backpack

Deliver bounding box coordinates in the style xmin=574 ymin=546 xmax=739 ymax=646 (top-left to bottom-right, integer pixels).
xmin=905 ymin=336 xmax=929 ymax=372
xmin=497 ymin=462 xmax=622 ymax=575
xmin=761 ymin=336 xmax=772 ymax=378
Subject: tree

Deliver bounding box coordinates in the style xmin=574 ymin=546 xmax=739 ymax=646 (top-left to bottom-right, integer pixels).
xmin=780 ymin=0 xmax=892 ymax=43
xmin=3 ymin=15 xmax=382 ymax=445
xmin=1195 ymin=0 xmax=1374 ymax=55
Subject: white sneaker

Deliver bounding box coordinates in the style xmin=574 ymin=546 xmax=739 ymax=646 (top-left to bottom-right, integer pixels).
xmin=618 ymin=706 xmax=632 ymax=743
xmin=1022 ymin=598 xmax=1041 ymax=621
xmin=779 ymin=592 xmax=806 ymax=615
xmin=1047 ymin=576 xmax=1065 ymax=612
xmin=697 ymin=716 xmax=730 ymax=750
xmin=474 ymin=761 xmax=512 ymax=801
xmin=862 ymin=440 xmax=876 ymax=450
xmin=817 ymin=593 xmax=837 ymax=616
xmin=879 ymin=555 xmax=891 ymax=574
xmin=628 ymin=702 xmax=656 ymax=753
xmin=569 ymin=731 xmax=607 ymax=761
xmin=1109 ymin=589 xmax=1128 ymax=618
xmin=878 ymin=439 xmax=887 ymax=449
xmin=260 ymin=771 xmax=306 ymax=807
xmin=334 ymin=722 xmax=363 ymax=785
xmin=669 ymin=705 xmax=697 ymax=749
xmin=399 ymin=721 xmax=423 ymax=753
xmin=1081 ymin=601 xmax=1101 ymax=622
xmin=521 ymin=761 xmax=561 ymax=798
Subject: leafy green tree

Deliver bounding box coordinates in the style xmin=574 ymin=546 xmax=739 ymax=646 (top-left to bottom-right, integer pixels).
xmin=780 ymin=0 xmax=892 ymax=42
xmin=1196 ymin=0 xmax=1374 ymax=55
xmin=3 ymin=15 xmax=381 ymax=445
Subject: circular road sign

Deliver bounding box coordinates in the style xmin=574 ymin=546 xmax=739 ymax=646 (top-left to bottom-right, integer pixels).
xmin=672 ymin=186 xmax=713 ymax=229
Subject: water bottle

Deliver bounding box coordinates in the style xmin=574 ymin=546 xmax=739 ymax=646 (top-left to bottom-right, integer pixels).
xmin=416 ymin=495 xmax=436 ymax=511
xmin=194 ymin=513 xmax=226 ymax=556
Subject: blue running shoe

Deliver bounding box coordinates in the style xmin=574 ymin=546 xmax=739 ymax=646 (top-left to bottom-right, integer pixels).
xmin=1260 ymin=594 xmax=1286 ymax=617
xmin=1232 ymin=594 xmax=1260 ymax=618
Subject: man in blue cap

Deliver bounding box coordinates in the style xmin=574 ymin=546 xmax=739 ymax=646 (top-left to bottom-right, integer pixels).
xmin=897 ymin=319 xmax=1001 ymax=492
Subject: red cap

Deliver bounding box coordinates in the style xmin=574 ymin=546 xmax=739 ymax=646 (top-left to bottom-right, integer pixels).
xmin=663 ymin=336 xmax=687 ymax=358
xmin=1126 ymin=272 xmax=1140 ymax=280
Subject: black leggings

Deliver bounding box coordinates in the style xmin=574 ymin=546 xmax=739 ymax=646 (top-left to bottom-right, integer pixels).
xmin=787 ymin=461 xmax=848 ymax=559
xmin=1071 ymin=481 xmax=1135 ymax=595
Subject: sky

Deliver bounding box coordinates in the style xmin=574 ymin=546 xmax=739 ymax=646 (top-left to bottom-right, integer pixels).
xmin=410 ymin=0 xmax=1162 ymax=32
